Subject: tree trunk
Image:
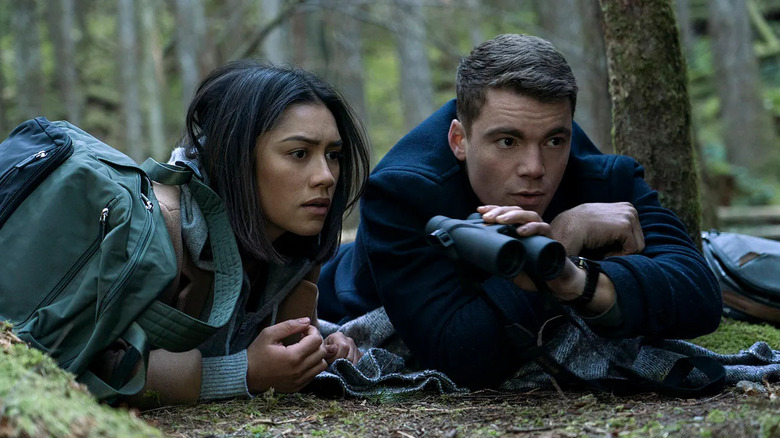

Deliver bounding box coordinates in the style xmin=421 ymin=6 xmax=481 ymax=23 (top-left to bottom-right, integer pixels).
xmin=52 ymin=0 xmax=82 ymax=123
xmin=175 ymin=0 xmax=204 ymax=109
xmin=534 ymin=0 xmax=612 ymax=153
xmin=0 ymin=46 xmax=6 ymax=134
xmin=12 ymin=0 xmax=44 ymax=121
xmin=118 ymin=0 xmax=144 ymax=162
xmin=465 ymin=0 xmax=485 ymax=48
xmin=392 ymin=0 xmax=434 ymax=132
xmin=261 ymin=0 xmax=288 ymax=64
xmin=674 ymin=0 xmax=696 ymax=62
xmin=140 ymin=0 xmax=167 ymax=161
xmin=599 ymin=0 xmax=703 ymax=246
xmin=325 ymin=1 xmax=368 ymax=232
xmin=709 ymin=0 xmax=776 ymax=176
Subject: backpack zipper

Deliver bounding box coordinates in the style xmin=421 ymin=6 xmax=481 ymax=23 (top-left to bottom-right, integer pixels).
xmin=19 ymin=198 xmax=117 ymax=325
xmin=97 ymin=175 xmax=156 ymax=315
xmin=0 ymin=142 xmax=73 ymax=227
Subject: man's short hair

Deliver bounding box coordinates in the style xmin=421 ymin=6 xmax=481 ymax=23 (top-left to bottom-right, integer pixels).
xmin=456 ymin=34 xmax=579 ymax=133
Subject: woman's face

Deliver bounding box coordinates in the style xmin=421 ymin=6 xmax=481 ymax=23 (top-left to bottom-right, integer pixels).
xmin=254 ymin=103 xmax=342 ymax=242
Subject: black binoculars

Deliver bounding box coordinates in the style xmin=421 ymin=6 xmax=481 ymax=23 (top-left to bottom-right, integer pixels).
xmin=425 ymin=213 xmax=566 ymax=280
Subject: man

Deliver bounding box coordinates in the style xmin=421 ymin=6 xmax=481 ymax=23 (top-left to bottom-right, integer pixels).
xmin=318 ymin=34 xmax=721 ymax=389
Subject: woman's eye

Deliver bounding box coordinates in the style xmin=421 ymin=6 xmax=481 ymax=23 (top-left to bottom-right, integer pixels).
xmin=326 ymin=150 xmax=343 ymax=161
xmin=290 ymin=150 xmax=307 ymax=159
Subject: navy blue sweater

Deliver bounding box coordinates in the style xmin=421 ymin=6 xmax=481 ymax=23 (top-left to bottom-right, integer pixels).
xmin=319 ymin=100 xmax=721 ymax=389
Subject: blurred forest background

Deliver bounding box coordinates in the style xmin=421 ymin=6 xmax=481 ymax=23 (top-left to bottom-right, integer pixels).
xmin=0 ymin=0 xmax=778 ymax=226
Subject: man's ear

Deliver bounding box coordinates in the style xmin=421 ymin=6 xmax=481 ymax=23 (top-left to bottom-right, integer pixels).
xmin=448 ymin=119 xmax=467 ymax=161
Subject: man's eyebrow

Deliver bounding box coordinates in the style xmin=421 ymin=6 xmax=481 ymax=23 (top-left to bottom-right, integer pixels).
xmin=281 ymin=135 xmax=343 ymax=147
xmin=545 ymin=126 xmax=572 ymax=137
xmin=483 ymin=127 xmax=525 ymax=139
xmin=482 ymin=125 xmax=572 ymax=139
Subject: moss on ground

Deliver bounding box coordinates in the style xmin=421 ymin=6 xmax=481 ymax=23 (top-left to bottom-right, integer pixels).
xmin=0 ymin=322 xmax=161 ymax=437
xmin=690 ymin=317 xmax=780 ymax=354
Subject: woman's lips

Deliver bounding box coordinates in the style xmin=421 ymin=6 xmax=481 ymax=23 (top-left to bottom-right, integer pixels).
xmin=303 ymin=198 xmax=331 ymax=215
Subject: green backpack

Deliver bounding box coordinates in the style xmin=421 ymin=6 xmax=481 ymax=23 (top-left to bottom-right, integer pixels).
xmin=0 ymin=117 xmax=243 ymax=401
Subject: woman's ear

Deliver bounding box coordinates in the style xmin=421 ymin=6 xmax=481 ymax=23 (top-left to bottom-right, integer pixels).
xmin=448 ymin=119 xmax=468 ymax=161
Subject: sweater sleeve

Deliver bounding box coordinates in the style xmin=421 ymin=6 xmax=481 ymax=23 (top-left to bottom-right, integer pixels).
xmin=199 ymin=350 xmax=252 ymax=401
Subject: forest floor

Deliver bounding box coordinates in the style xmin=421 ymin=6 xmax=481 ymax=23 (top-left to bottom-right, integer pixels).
xmin=4 ymin=319 xmax=780 ymax=437
xmin=142 ymin=385 xmax=780 ymax=437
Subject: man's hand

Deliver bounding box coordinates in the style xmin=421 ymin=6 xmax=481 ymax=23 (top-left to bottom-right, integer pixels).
xmin=549 ymin=202 xmax=644 ymax=256
xmin=246 ymin=317 xmax=328 ymax=393
xmin=324 ymin=332 xmax=362 ymax=364
xmin=477 ymin=205 xmax=551 ymax=236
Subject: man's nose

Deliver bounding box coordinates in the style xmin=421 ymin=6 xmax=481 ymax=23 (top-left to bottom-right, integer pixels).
xmin=516 ymin=146 xmax=545 ymax=178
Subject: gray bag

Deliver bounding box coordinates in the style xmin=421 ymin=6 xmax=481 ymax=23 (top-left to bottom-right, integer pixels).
xmin=701 ymin=230 xmax=780 ymax=324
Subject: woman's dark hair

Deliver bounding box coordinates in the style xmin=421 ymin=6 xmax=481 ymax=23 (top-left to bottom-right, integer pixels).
xmin=180 ymin=60 xmax=370 ymax=264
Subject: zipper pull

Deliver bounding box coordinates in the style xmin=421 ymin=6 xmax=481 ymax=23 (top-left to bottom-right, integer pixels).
xmin=15 ymin=150 xmax=49 ymax=168
xmin=140 ymin=193 xmax=154 ymax=212
xmin=99 ymin=207 xmax=109 ymax=239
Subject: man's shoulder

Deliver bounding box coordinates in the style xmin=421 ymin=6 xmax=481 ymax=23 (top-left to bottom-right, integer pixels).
xmin=372 ymin=99 xmax=461 ymax=186
xmin=568 ymin=127 xmax=641 ymax=181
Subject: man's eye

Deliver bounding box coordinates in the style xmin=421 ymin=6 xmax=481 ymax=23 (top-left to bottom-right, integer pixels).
xmin=547 ymin=137 xmax=565 ymax=147
xmin=290 ymin=150 xmax=307 ymax=159
xmin=499 ymin=138 xmax=515 ymax=147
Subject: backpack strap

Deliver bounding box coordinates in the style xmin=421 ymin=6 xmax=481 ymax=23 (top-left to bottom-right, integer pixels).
xmin=77 ymin=322 xmax=149 ymax=402
xmin=136 ymin=158 xmax=243 ymax=351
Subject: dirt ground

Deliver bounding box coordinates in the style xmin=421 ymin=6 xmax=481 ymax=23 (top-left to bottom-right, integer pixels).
xmin=142 ymin=385 xmax=780 ymax=437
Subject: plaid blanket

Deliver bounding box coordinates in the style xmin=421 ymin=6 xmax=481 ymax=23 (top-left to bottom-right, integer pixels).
xmin=314 ymin=307 xmax=780 ymax=397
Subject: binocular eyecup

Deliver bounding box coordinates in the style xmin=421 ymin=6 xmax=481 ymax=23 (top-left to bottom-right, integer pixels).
xmin=425 ymin=214 xmax=566 ymax=280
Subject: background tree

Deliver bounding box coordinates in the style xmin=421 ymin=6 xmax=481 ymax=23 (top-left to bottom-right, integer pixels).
xmin=140 ymin=0 xmax=166 ymax=161
xmin=261 ymin=0 xmax=289 ymax=64
xmin=710 ymin=0 xmax=777 ymax=177
xmin=11 ymin=1 xmax=43 ymax=120
xmin=599 ymin=0 xmax=703 ymax=245
xmin=117 ymin=0 xmax=144 ymax=162
xmin=392 ymin=0 xmax=434 ymax=132
xmin=535 ymin=0 xmax=613 ymax=153
xmin=0 ymin=0 xmax=778 ymax=235
xmin=175 ymin=0 xmax=206 ymax=109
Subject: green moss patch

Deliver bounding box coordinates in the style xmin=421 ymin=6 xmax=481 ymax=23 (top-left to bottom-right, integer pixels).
xmin=690 ymin=317 xmax=780 ymax=354
xmin=0 ymin=322 xmax=161 ymax=437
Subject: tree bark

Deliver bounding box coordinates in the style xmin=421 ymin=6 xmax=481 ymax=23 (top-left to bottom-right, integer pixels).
xmin=12 ymin=0 xmax=44 ymax=120
xmin=599 ymin=0 xmax=703 ymax=246
xmin=709 ymin=0 xmax=776 ymax=176
xmin=140 ymin=0 xmax=167 ymax=161
xmin=175 ymin=0 xmax=204 ymax=109
xmin=53 ymin=0 xmax=82 ymax=123
xmin=118 ymin=0 xmax=144 ymax=162
xmin=261 ymin=0 xmax=288 ymax=64
xmin=325 ymin=1 xmax=368 ymax=231
xmin=534 ymin=0 xmax=612 ymax=153
xmin=392 ymin=0 xmax=434 ymax=132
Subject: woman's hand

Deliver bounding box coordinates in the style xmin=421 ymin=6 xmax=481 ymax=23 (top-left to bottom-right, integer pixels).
xmin=246 ymin=317 xmax=328 ymax=393
xmin=324 ymin=332 xmax=362 ymax=364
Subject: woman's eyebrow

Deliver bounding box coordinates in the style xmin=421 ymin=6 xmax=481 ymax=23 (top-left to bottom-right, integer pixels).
xmin=281 ymin=135 xmax=343 ymax=147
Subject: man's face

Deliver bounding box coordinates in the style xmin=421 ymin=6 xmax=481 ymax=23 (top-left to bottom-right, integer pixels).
xmin=448 ymin=88 xmax=572 ymax=216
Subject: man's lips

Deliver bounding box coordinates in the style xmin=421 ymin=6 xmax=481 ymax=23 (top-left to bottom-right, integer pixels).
xmin=510 ymin=192 xmax=544 ymax=205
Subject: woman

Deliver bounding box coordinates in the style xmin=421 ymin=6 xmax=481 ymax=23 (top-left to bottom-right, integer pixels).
xmin=134 ymin=60 xmax=370 ymax=406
